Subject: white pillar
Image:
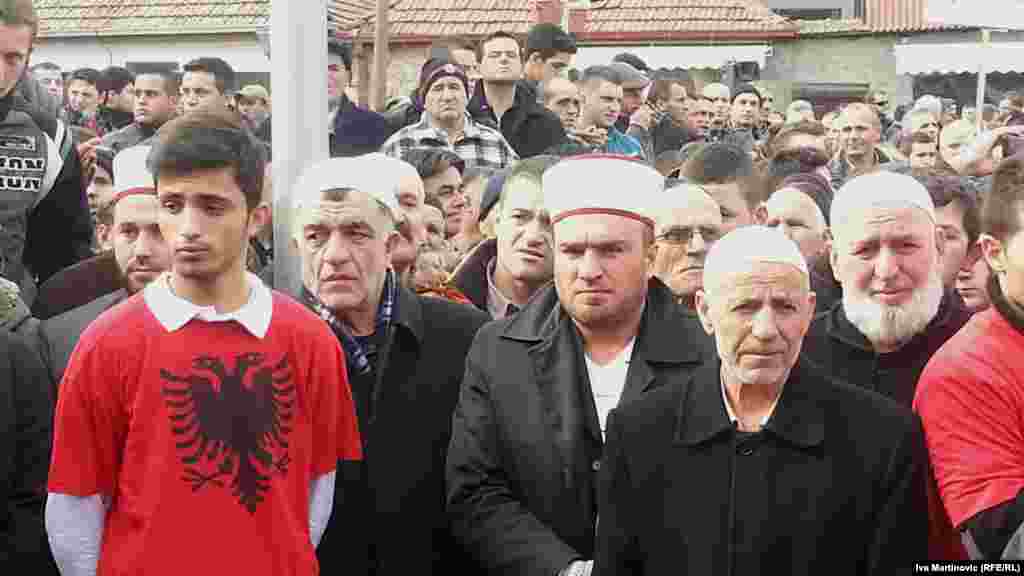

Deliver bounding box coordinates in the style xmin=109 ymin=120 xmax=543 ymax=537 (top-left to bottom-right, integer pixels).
xmin=976 ymin=29 xmax=992 ymax=134
xmin=270 ymin=0 xmax=328 ymax=294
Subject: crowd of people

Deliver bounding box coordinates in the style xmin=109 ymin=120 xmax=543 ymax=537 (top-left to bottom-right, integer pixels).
xmin=7 ymin=0 xmax=1024 ymax=572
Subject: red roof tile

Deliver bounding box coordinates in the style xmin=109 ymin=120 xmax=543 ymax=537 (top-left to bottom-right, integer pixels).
xmin=863 ymin=0 xmax=969 ymax=33
xmin=35 ymin=0 xmax=271 ymax=37
xmin=330 ymin=0 xmax=378 ymax=34
xmin=350 ymin=0 xmax=797 ymax=42
xmin=795 ymin=18 xmax=872 ymax=36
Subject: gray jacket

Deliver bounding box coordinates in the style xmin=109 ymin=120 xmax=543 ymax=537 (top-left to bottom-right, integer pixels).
xmin=39 ymin=289 xmax=126 ymax=387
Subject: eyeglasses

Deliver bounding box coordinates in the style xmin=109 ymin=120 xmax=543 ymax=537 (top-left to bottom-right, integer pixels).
xmin=656 ymin=226 xmax=721 ymax=246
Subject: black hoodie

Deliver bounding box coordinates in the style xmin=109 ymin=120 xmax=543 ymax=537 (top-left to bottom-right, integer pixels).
xmin=0 ymin=83 xmax=93 ymax=293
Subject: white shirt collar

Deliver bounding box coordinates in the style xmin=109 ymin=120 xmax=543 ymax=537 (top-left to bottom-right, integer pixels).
xmin=720 ymin=377 xmax=778 ymax=428
xmin=144 ymin=272 xmax=273 ymax=339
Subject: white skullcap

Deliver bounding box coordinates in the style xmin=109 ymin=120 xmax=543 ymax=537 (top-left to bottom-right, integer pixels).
xmin=703 ymin=226 xmax=808 ymax=292
xmin=111 ymin=145 xmax=155 ymax=204
xmin=830 ymin=171 xmax=935 ymax=226
xmin=293 ymin=156 xmax=400 ymax=215
xmin=543 ymin=155 xmax=664 ymax=228
xmin=914 ymin=94 xmax=943 ymax=117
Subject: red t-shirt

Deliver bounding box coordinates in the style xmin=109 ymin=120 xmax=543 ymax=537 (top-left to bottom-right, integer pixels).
xmin=916 ymin=309 xmax=1024 ymax=528
xmin=48 ymin=292 xmax=361 ymax=576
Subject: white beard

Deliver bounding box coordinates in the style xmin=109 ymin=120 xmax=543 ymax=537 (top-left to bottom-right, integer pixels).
xmin=843 ymin=270 xmax=944 ymax=351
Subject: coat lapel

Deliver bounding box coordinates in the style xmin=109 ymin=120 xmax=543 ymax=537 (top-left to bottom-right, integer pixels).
xmin=371 ymin=287 xmax=424 ymax=429
xmin=621 ymin=279 xmax=707 ymax=405
xmin=528 ymin=307 xmax=601 ymax=461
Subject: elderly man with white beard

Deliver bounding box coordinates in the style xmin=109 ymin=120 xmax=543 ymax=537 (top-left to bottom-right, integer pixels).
xmin=594 ymin=226 xmax=928 ymax=575
xmin=800 ymin=171 xmax=972 ymax=408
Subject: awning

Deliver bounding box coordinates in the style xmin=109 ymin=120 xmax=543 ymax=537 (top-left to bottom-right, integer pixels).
xmin=895 ymin=42 xmax=1024 ymax=75
xmin=574 ymin=44 xmax=771 ymax=72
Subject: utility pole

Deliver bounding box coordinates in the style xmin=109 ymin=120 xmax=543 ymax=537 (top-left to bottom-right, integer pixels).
xmin=372 ymin=0 xmax=390 ymax=111
xmin=270 ymin=0 xmax=329 ymax=294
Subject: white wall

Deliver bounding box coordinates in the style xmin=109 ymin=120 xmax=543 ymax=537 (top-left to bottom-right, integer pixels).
xmin=32 ymin=33 xmax=269 ymax=73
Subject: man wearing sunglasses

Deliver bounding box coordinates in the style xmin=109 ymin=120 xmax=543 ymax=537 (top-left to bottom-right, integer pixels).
xmin=867 ymin=89 xmax=894 ymax=135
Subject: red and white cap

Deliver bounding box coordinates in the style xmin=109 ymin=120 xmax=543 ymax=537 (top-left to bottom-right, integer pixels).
xmin=111 ymin=145 xmax=156 ymax=205
xmin=542 ymin=154 xmax=664 ymax=228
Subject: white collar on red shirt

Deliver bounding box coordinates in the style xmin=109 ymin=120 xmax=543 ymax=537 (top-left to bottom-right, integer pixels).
xmin=144 ymin=272 xmax=272 ymax=339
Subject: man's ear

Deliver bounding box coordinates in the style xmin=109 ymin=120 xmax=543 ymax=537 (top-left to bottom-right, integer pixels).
xmin=246 ymin=202 xmax=271 ymax=239
xmin=754 ymin=203 xmax=768 ymax=225
xmin=694 ymin=290 xmax=715 ymax=336
xmin=980 ymin=234 xmax=1006 ymax=275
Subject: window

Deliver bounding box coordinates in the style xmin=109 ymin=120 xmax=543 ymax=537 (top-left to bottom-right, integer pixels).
xmin=775 ymin=8 xmax=842 ymax=20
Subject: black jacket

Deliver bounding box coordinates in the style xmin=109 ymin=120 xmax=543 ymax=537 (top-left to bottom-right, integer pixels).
xmin=1 ymin=88 xmax=92 ymax=290
xmin=31 ymin=250 xmax=121 ymax=320
xmin=800 ymin=290 xmax=972 ymax=407
xmin=595 ymin=358 xmax=929 ymax=575
xmin=316 ymin=286 xmax=489 ymax=576
xmin=330 ymin=95 xmax=393 ymax=158
xmin=468 ymin=82 xmax=566 ymax=159
xmin=446 ymin=278 xmax=711 ymax=576
xmin=0 ymin=331 xmax=55 ymax=570
xmin=39 ymin=289 xmax=126 ymax=390
xmin=627 ymin=114 xmax=694 ymax=160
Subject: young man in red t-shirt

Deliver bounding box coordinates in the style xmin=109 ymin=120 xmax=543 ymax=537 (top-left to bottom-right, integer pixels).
xmin=46 ymin=109 xmax=361 ymax=576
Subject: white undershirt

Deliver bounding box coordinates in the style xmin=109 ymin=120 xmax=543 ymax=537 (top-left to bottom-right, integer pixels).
xmin=584 ymin=338 xmax=636 ymax=439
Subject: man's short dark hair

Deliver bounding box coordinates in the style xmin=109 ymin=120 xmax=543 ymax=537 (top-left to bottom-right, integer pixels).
xmin=983 ymin=155 xmax=1024 ymax=242
xmin=731 ymin=84 xmax=763 ymax=106
xmin=137 ymin=70 xmax=180 ymax=97
xmin=183 ymin=57 xmax=237 ymax=95
xmin=98 ymin=66 xmax=135 ymax=95
xmin=69 ymin=68 xmax=101 ymax=87
xmin=499 ymin=155 xmax=560 ymax=212
xmin=764 ymin=146 xmax=830 ymax=193
xmin=478 ymin=31 xmax=522 ymax=62
xmin=915 ymin=170 xmax=980 ymax=247
xmin=768 ymin=120 xmax=826 ymax=158
xmin=525 ymin=23 xmax=577 ymax=61
xmin=148 ymin=108 xmax=266 ymax=212
xmin=681 ymin=142 xmax=762 ymax=208
xmin=611 ymin=52 xmax=648 ymax=73
xmin=402 ymin=148 xmax=466 ymax=182
xmin=328 ymin=39 xmax=353 ymax=71
xmin=581 ymin=65 xmax=620 ymax=88
xmin=31 ymin=62 xmax=60 ymax=73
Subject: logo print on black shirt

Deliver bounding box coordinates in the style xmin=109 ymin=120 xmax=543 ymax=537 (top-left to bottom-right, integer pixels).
xmin=160 ymin=353 xmax=295 ymax=514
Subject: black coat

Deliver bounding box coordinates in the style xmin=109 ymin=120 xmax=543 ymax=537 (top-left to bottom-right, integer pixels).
xmin=31 ymin=250 xmax=121 ymax=320
xmin=468 ymin=83 xmax=566 ymax=159
xmin=800 ymin=290 xmax=971 ymax=407
xmin=446 ymin=278 xmax=711 ymax=576
xmin=330 ymin=95 xmax=394 ymax=158
xmin=39 ymin=289 xmax=125 ymax=390
xmin=0 ymin=331 xmax=55 ymax=570
xmin=595 ymin=359 xmax=929 ymax=575
xmin=316 ymin=286 xmax=489 ymax=576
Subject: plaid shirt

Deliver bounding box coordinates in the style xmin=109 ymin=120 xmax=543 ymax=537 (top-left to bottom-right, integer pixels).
xmin=380 ymin=111 xmax=518 ymax=170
